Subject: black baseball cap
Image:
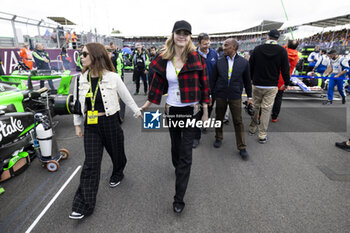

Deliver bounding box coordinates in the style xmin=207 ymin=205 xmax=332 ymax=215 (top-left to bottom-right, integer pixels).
xmin=268 ymin=29 xmax=280 ymax=39
xmin=172 ymin=20 xmax=192 ymax=34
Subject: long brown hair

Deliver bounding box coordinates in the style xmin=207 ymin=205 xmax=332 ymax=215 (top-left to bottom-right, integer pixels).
xmin=82 ymin=42 xmax=116 ymax=75
xmin=161 ymin=33 xmax=195 ymax=63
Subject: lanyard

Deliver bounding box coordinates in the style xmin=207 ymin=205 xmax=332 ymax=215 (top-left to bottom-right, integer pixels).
xmin=172 ymin=57 xmax=181 ymax=77
xmin=228 ymin=68 xmax=233 ymax=80
xmin=88 ymin=72 xmax=102 ymax=111
xmin=172 ymin=57 xmax=183 ymax=90
xmin=172 ymin=57 xmax=183 ymax=102
xmin=227 ymin=57 xmax=234 ymax=84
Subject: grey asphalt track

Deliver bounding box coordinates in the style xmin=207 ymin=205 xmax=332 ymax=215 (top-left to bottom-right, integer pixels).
xmin=1 ymin=72 xmax=350 ymax=233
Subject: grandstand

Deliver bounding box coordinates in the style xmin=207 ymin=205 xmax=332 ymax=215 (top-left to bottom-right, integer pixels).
xmin=0 ymin=11 xmax=349 ymax=54
xmin=298 ymin=14 xmax=350 ymax=51
xmin=114 ymin=15 xmax=350 ymax=53
xmin=114 ymin=20 xmax=284 ymax=51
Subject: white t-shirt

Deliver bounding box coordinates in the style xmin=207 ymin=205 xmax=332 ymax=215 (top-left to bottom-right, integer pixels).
xmin=331 ymin=57 xmax=347 ymax=74
xmin=308 ymin=51 xmax=321 ymax=63
xmin=315 ymin=55 xmax=330 ymax=67
xmin=166 ymin=60 xmax=198 ymax=107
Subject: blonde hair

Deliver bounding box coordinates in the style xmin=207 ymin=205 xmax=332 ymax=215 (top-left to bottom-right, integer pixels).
xmin=161 ymin=33 xmax=195 ymax=63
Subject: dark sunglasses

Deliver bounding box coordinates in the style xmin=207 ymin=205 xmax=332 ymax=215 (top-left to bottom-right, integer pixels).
xmin=81 ymin=51 xmax=89 ymax=58
xmin=198 ymin=33 xmax=209 ymax=42
xmin=199 ymin=33 xmax=209 ymax=37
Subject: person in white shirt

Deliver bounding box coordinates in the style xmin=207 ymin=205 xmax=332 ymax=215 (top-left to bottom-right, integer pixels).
xmin=322 ymin=50 xmax=348 ymax=105
xmin=311 ymin=49 xmax=330 ymax=75
xmin=307 ymin=45 xmax=321 ymax=69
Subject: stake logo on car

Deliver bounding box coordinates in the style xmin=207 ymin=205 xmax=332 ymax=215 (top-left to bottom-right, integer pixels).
xmin=0 ymin=117 xmax=24 ymax=142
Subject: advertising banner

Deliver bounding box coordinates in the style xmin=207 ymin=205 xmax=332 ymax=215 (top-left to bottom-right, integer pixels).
xmin=0 ymin=48 xmax=79 ymax=75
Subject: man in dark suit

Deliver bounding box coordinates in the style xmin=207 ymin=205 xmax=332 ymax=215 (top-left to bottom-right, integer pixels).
xmin=211 ymin=38 xmax=252 ymax=160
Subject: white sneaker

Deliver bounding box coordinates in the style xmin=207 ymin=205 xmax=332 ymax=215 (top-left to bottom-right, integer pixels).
xmin=109 ymin=181 xmax=121 ymax=188
xmin=69 ymin=211 xmax=84 ymax=220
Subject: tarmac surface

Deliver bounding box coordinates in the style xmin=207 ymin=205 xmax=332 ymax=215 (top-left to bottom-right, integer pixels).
xmin=1 ymin=72 xmax=350 ymax=233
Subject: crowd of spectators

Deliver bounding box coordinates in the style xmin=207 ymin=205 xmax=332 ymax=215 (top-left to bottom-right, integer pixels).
xmin=301 ymin=28 xmax=350 ymax=48
xmin=121 ymin=28 xmax=350 ymax=52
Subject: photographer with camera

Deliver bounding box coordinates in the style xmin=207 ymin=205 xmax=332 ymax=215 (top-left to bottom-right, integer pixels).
xmin=211 ymin=38 xmax=252 ymax=161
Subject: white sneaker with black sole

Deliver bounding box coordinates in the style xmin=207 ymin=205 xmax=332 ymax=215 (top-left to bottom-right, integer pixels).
xmin=258 ymin=137 xmax=268 ymax=144
xmin=69 ymin=211 xmax=84 ymax=220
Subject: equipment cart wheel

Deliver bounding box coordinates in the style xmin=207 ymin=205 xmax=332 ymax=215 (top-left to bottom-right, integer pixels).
xmin=46 ymin=160 xmax=59 ymax=172
xmin=59 ymin=149 xmax=70 ymax=160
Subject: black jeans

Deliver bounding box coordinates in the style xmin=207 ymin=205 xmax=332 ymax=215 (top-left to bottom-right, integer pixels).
xmin=271 ymin=90 xmax=284 ymax=119
xmin=166 ymin=104 xmax=201 ymax=206
xmin=133 ymin=69 xmax=147 ymax=93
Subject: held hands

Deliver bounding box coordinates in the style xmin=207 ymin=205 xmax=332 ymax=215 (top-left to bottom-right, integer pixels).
xmin=75 ymin=125 xmax=83 ymax=138
xmin=139 ymin=101 xmax=152 ymax=120
xmin=141 ymin=100 xmax=152 ymax=112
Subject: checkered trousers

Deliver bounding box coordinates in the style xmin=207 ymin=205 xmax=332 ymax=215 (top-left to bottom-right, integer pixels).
xmin=72 ymin=112 xmax=126 ymax=215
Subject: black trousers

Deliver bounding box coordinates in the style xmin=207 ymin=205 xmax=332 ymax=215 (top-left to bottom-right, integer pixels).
xmin=72 ymin=113 xmax=126 ymax=215
xmin=271 ymin=90 xmax=284 ymax=119
xmin=167 ymin=105 xmax=200 ymax=205
xmin=133 ymin=69 xmax=147 ymax=93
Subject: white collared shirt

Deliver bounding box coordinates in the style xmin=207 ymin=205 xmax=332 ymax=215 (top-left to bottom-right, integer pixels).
xmin=198 ymin=49 xmax=209 ymax=59
xmin=227 ymin=54 xmax=236 ymax=78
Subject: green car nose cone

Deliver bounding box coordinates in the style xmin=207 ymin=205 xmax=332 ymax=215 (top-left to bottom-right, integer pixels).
xmin=3 ymin=152 xmax=29 ymax=171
